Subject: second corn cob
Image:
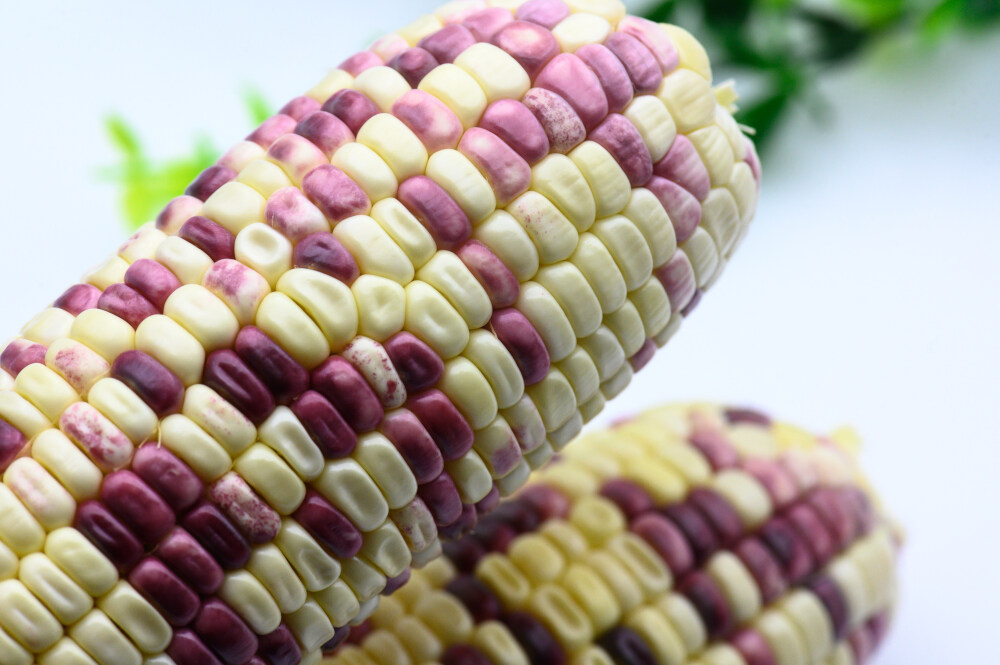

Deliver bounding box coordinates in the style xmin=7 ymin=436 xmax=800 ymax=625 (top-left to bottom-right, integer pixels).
xmin=323 ymin=403 xmax=900 ymax=665
xmin=0 ymin=1 xmax=759 ymax=663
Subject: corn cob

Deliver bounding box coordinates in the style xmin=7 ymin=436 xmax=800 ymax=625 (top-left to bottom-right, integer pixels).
xmin=322 ymin=403 xmax=900 ymax=665
xmin=0 ymin=0 xmax=759 ymax=663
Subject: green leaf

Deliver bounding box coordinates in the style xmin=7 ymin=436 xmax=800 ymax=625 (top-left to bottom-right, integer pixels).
xmin=797 ymin=8 xmax=871 ymax=63
xmin=920 ymin=0 xmax=963 ymax=42
xmin=104 ymin=116 xmax=144 ymax=161
xmin=702 ymin=0 xmax=754 ymax=27
xmin=641 ymin=0 xmax=679 ymax=23
xmin=243 ymin=88 xmax=273 ymax=126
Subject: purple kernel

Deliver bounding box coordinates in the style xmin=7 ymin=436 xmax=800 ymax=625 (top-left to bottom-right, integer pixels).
xmin=379 ymin=409 xmax=444 ymax=484
xmin=489 ymin=309 xmax=550 ymax=386
xmin=383 ymin=568 xmax=411 ymax=595
xmin=397 ymin=176 xmax=472 ymax=251
xmin=123 ymin=259 xmax=182 ymax=311
xmin=631 ymin=512 xmax=695 ymax=577
xmin=806 ymin=575 xmax=850 ymax=639
xmin=475 ymin=486 xmax=501 ymax=516
xmin=388 ymin=47 xmax=441 ymax=88
xmin=53 ymin=283 xmax=102 ymax=315
xmin=678 ymin=570 xmax=734 ymax=639
xmin=294 ymin=111 xmax=355 ymax=160
xmin=518 ymin=485 xmax=571 ymax=522
xmin=733 ymin=537 xmax=787 ymax=604
xmin=0 ymin=420 xmax=27 ymax=471
xmin=279 ymin=95 xmax=321 ymax=121
xmin=521 ymin=88 xmax=586 ymax=154
xmin=758 ymin=516 xmax=815 ymax=584
xmin=439 ymin=504 xmax=478 ymax=541
xmin=246 ymin=114 xmax=297 ymax=148
xmin=662 ymin=503 xmax=718 ymax=565
xmin=195 ymin=599 xmax=259 ymax=665
xmin=418 ymin=473 xmax=463 ymax=527
xmin=302 ymin=164 xmax=371 ymax=224
xmin=723 ymin=407 xmax=772 ymax=427
xmin=294 ymin=490 xmax=363 ymax=559
xmin=168 ymin=630 xmax=224 ymax=665
xmin=589 ymin=113 xmax=653 ymax=187
xmin=688 ymin=427 xmax=740 ymax=471
xmin=338 ymin=50 xmax=382 ymax=76
xmin=502 ymin=611 xmax=567 ymax=665
xmin=289 ymin=390 xmax=358 ymax=458
xmin=472 ymin=519 xmax=516 ymax=553
xmin=0 ymin=339 xmax=47 ymax=377
xmin=383 ymin=332 xmax=444 ymax=393
xmin=534 ymin=53 xmax=608 ymax=131
xmin=785 ymin=502 xmax=837 ymax=566
xmin=178 ymin=216 xmax=236 ymax=262
xmin=100 ymin=470 xmax=176 ymax=546
xmin=516 ymin=0 xmax=571 ymax=28
xmin=97 ymin=283 xmax=158 ymax=328
xmin=446 ymin=575 xmax=503 ymax=622
xmin=320 ymin=89 xmax=380 ymax=135
xmin=731 ymin=629 xmax=778 ymax=665
xmin=202 ymin=350 xmax=276 ymax=425
xmin=132 ymin=444 xmax=204 ymax=513
xmin=185 ymin=165 xmax=237 ymax=202
xmin=598 ymin=626 xmax=657 ymax=665
xmin=688 ymin=487 xmax=745 ymax=546
xmin=600 ymin=479 xmax=655 ymax=520
xmin=235 ymin=327 xmax=310 ymax=406
xmin=292 ymin=231 xmax=360 ymax=284
xmin=74 ymin=501 xmax=144 ymax=572
xmin=491 ymin=21 xmax=560 ymax=80
xmin=181 ymin=502 xmax=252 ymax=570
xmin=605 ymin=32 xmax=663 ymax=94
xmin=129 ymin=558 xmax=201 ymax=626
xmin=406 ymin=390 xmax=474 ymax=461
xmin=157 ymin=527 xmax=225 ymax=595
xmin=489 ymin=498 xmax=541 ymax=533
xmin=646 ymin=176 xmax=702 ymax=243
xmin=479 ymin=99 xmax=550 ymax=164
xmin=258 ymin=624 xmax=303 ymax=665
xmin=111 ymin=350 xmax=184 ymax=417
xmin=442 ymin=644 xmax=492 ymax=665
xmin=311 ymin=356 xmax=384 ymax=433
xmin=463 ymin=7 xmax=514 ymax=42
xmin=419 ymin=24 xmax=476 ymax=63
xmin=629 ymin=338 xmax=657 ymax=372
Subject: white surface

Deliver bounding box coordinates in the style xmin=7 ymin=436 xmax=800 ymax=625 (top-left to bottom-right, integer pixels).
xmin=1 ymin=1 xmax=998 ymax=662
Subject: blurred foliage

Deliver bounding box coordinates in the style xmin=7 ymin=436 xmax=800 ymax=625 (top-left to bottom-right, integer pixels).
xmin=643 ymin=0 xmax=1000 ymax=150
xmin=106 ymin=0 xmax=998 ymax=229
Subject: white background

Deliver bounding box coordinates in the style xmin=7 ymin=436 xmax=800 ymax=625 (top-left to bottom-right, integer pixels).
xmin=1 ymin=1 xmax=998 ymax=662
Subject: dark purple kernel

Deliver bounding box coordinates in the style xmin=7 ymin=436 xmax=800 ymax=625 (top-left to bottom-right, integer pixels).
xmin=388 ymin=47 xmax=440 ymax=87
xmin=321 ymin=626 xmax=351 ymax=654
xmin=418 ymin=473 xmax=463 ymax=527
xmin=157 ymin=527 xmax=225 ymax=595
xmin=631 ymin=512 xmax=695 ymax=577
xmin=442 ymin=644 xmax=492 ymax=665
xmin=129 ymin=557 xmax=201 ymax=627
xmin=179 ymin=216 xmax=236 ymax=262
xmin=731 ymin=628 xmax=778 ymax=665
xmin=292 ymin=232 xmax=360 ymax=284
xmin=383 ymin=332 xmax=444 ymax=392
xmin=101 ymin=470 xmax=176 ymax=546
xmin=0 ymin=420 xmax=27 ymax=471
xmin=383 ymin=569 xmax=411 ymax=595
xmin=320 ymin=89 xmax=380 ymax=135
xmin=597 ymin=626 xmax=657 ymax=665
xmin=235 ymin=326 xmax=310 ymax=406
xmin=502 ymin=611 xmax=567 ymax=665
xmin=438 ymin=504 xmax=478 ymax=541
xmin=867 ymin=612 xmax=890 ymax=646
xmin=807 ymin=488 xmax=858 ymax=549
xmin=74 ymin=501 xmax=144 ymax=572
xmin=311 ymin=356 xmax=384 ymax=432
xmin=418 ymin=24 xmax=476 ymax=63
xmin=445 ymin=575 xmax=503 ymax=622
xmin=758 ymin=516 xmax=815 ymax=584
xmin=681 ymin=289 xmax=703 ymax=316
xmin=123 ymin=259 xmax=182 ymax=311
xmin=688 ymin=428 xmax=740 ymax=470
xmin=490 ymin=498 xmax=541 ymax=533
xmin=53 ymin=283 xmax=101 ymax=315
xmin=518 ymin=485 xmax=571 ymax=521
xmin=289 ymin=391 xmax=357 ymax=458
xmin=489 ymin=309 xmax=550 ymax=386
xmin=688 ymin=488 xmax=745 ymax=546
xmin=345 ymin=621 xmax=373 ymax=646
xmin=679 ymin=570 xmax=734 ymax=639
xmin=195 ymin=598 xmax=259 ymax=665
xmin=406 ymin=390 xmax=474 ymax=461
xmin=294 ymin=111 xmax=355 ymax=159
xmin=723 ymin=407 xmax=772 ymax=426
xmin=203 ymin=350 xmax=276 ymax=425
xmin=629 ymin=338 xmax=657 ymax=372
xmin=464 ymin=7 xmax=515 ymax=41
xmin=471 ymin=519 xmax=517 ymax=553
xmin=294 ymin=490 xmax=363 ymax=559
xmin=733 ymin=537 xmax=787 ymax=604
xmin=185 ymin=165 xmax=237 ymax=202
xmin=280 ymin=96 xmax=321 ymax=121
xmin=111 ymin=350 xmax=185 ymax=417
xmin=132 ymin=444 xmax=204 ymax=512
xmin=258 ymin=624 xmax=303 ymax=665
xmin=379 ymin=409 xmax=444 ymax=484
xmin=97 ymin=283 xmax=158 ymax=328
xmin=806 ymin=575 xmax=850 ymax=640
xmin=600 ymin=479 xmax=655 ymax=520
xmin=442 ymin=532 xmax=487 ymax=573
xmin=475 ymin=486 xmax=501 ymax=515
xmin=842 ymin=487 xmax=876 ymax=535
xmin=167 ymin=630 xmax=224 ymax=665
xmin=604 ymin=32 xmax=662 ymax=94
xmin=0 ymin=340 xmax=46 ymax=377
xmin=662 ymin=503 xmax=718 ymax=565
xmin=491 ymin=21 xmax=560 ymax=80
xmin=182 ymin=502 xmax=252 ymax=570
xmin=785 ymin=502 xmax=837 ymax=566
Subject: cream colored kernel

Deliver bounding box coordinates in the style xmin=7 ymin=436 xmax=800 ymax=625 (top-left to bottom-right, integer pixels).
xmin=237 ymin=158 xmax=295 ymax=198
xmin=446 ymin=449 xmax=494 ymax=504
xmin=535 ymin=263 xmax=603 ymax=338
xmin=552 ymin=13 xmax=613 ymax=52
xmin=87 ymin=378 xmax=158 ymax=444
xmin=307 ymin=68 xmax=354 ymax=103
xmin=357 ymin=113 xmax=428 ymax=181
xmin=569 ymin=141 xmax=632 ymax=218
xmin=417 ymin=250 xmax=492 ymax=329
xmin=334 ymin=215 xmax=415 ymax=284
xmin=274 ymin=519 xmax=341 ymax=592
xmin=661 ymin=24 xmax=712 ymax=80
xmin=454 ymin=43 xmax=531 ymax=103
xmin=657 ymin=68 xmax=716 ymax=134
xmin=354 ymin=433 xmax=419 ymax=511
xmin=182 ymin=384 xmax=256 ymax=457
xmin=354 ymin=66 xmax=412 ymax=112
xmin=255 ymin=291 xmax=331 ymax=369
xmin=71 ymin=309 xmax=135 ymax=362
xmin=570 ymin=233 xmax=628 ymax=313
xmin=277 ymin=268 xmax=359 ymax=352
xmin=217 ymin=571 xmax=282 ymax=635
xmin=473 ymin=210 xmax=539 ymax=281
xmin=681 ymin=227 xmax=721 ymax=288
xmin=201 ymin=181 xmax=267 ymax=235
xmin=566 ymin=0 xmax=626 ymax=23
xmin=398 ymin=14 xmax=444 ymax=45
xmin=439 ymin=356 xmax=499 ymax=430
xmin=463 ymin=330 xmax=525 ymax=410
xmin=4 ymin=458 xmax=76 ymax=531
xmin=341 ymin=557 xmax=386 ymax=603
xmin=403 ymin=280 xmax=471 ymax=359
xmin=370 ymin=198 xmax=437 ymax=269
xmin=315 ymin=458 xmax=390 ymax=533
xmin=22 ymin=308 xmax=74 ymax=347
xmin=158 ymin=413 xmax=232 ymax=481
xmin=134 ymin=314 xmax=205 ymax=386
xmin=258 ymin=406 xmax=325 ymax=482
xmin=0 ymin=391 xmax=51 ymax=440
xmin=155 ymin=235 xmax=213 ymax=284
xmin=419 ymin=64 xmax=489 ymax=129
xmin=426 ymin=149 xmax=497 ymax=224
xmin=163 ymin=284 xmax=240 ymax=352
xmin=624 ymin=95 xmax=678 ymax=163
xmin=117 ymin=225 xmax=167 ymax=263
xmin=69 ymin=609 xmax=142 ymax=665
xmin=97 ymin=581 xmax=172 ymax=654
xmin=621 ymin=187 xmax=677 ymax=268
xmin=332 ymin=143 xmax=400 ymax=202
xmin=44 ymin=528 xmax=118 ymax=597
xmin=233 ymin=444 xmax=306 ymax=515
xmin=82 ymin=255 xmax=129 ymax=291
xmin=0 ymin=578 xmax=62 ymax=653
xmin=531 ymin=154 xmax=597 ymax=232
xmin=516 ymin=281 xmax=577 ymax=363
xmin=245 ymin=544 xmax=307 ymax=615
xmin=0 ymin=482 xmax=46 ymax=556
xmin=234 ymin=223 xmax=293 ymax=287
